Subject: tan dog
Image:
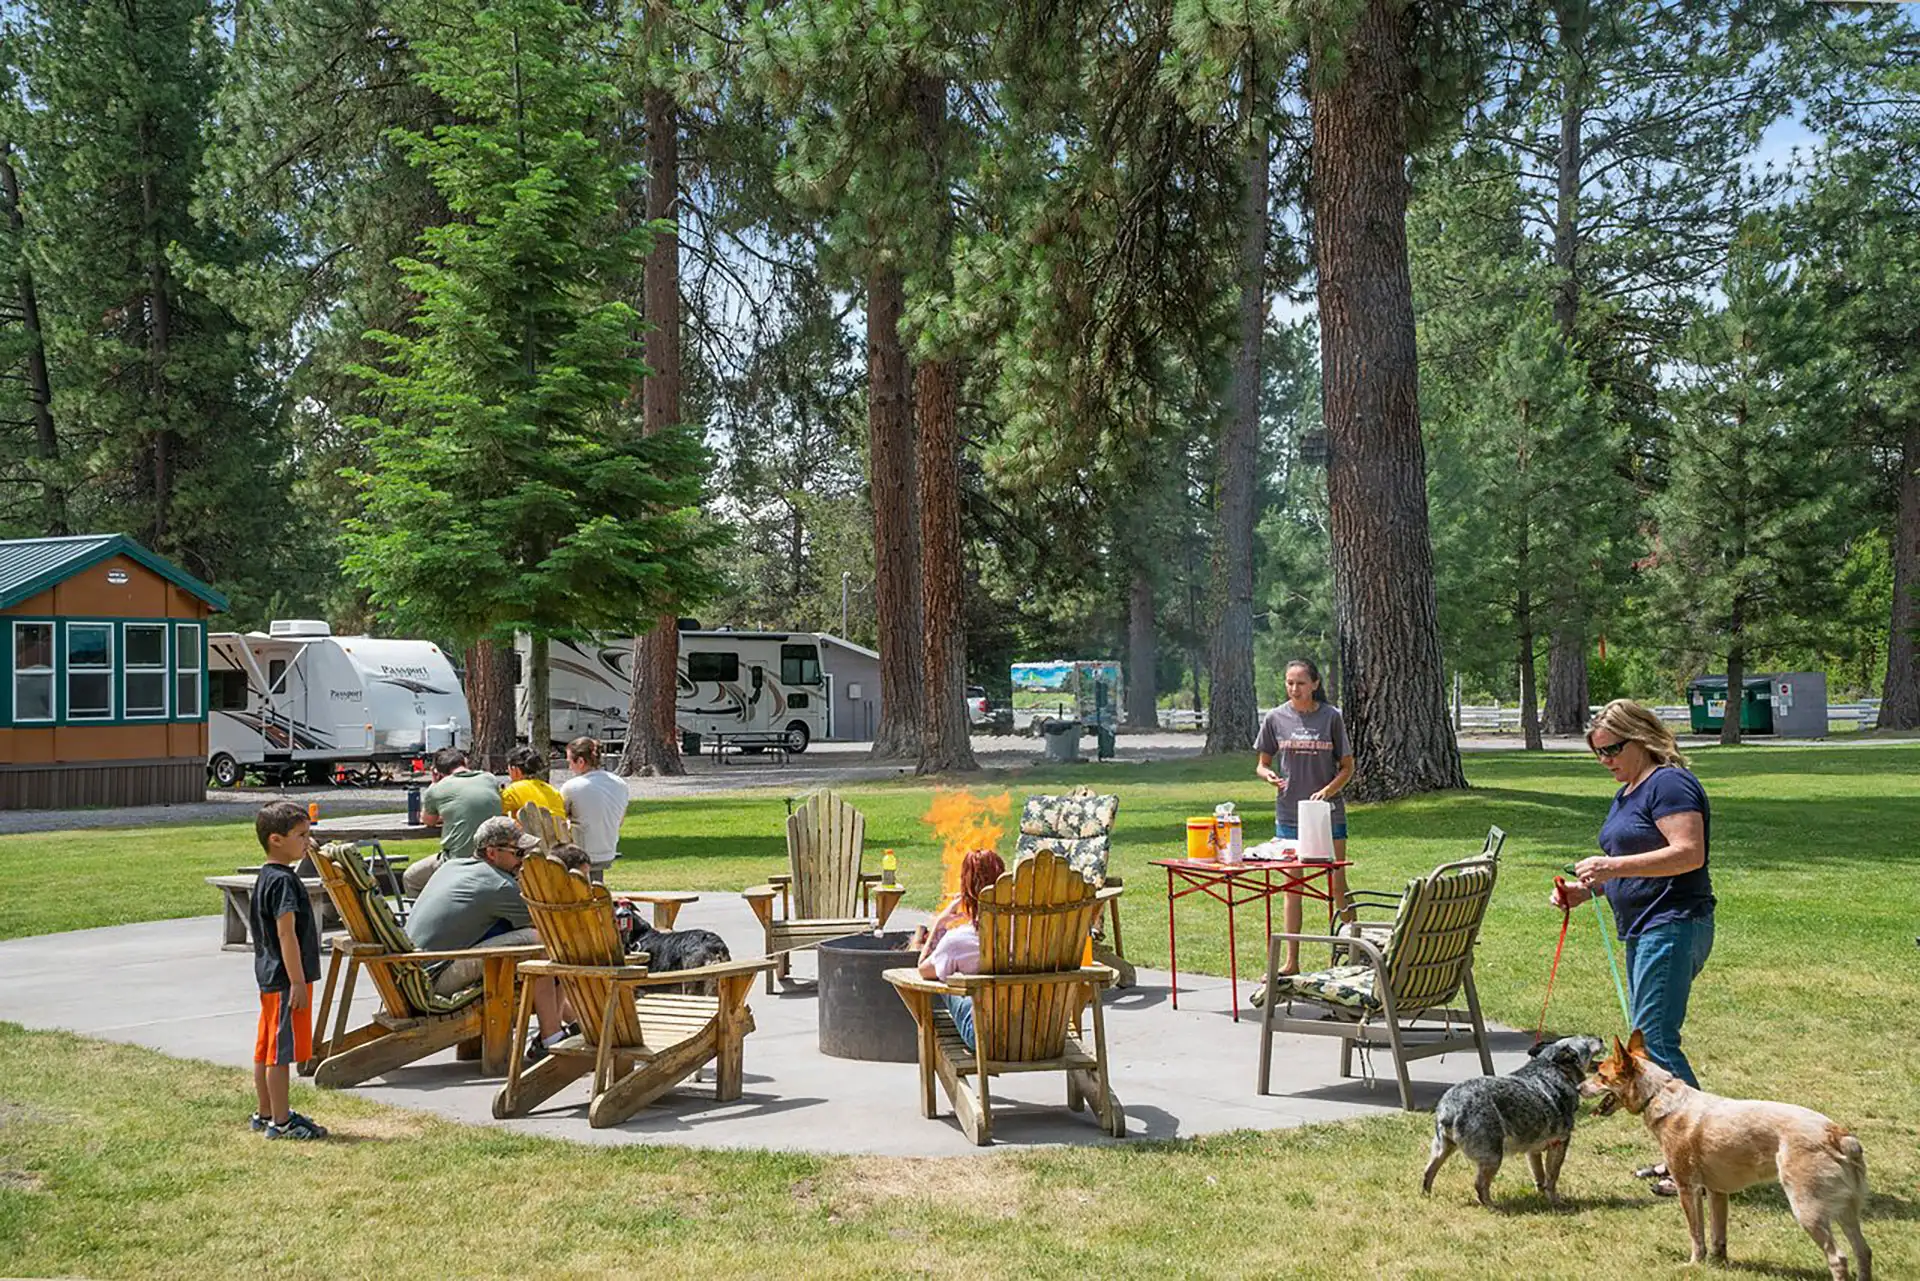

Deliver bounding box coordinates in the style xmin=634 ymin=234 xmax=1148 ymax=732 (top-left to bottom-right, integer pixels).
xmin=1585 ymin=1030 xmax=1871 ymax=1280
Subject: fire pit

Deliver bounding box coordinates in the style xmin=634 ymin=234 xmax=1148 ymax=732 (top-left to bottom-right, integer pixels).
xmin=818 ymin=931 xmax=920 ymax=1062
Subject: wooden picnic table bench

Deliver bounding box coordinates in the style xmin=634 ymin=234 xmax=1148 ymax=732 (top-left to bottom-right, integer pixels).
xmin=708 ymin=732 xmax=791 ymax=765
xmin=205 ymin=874 xmax=337 ymax=952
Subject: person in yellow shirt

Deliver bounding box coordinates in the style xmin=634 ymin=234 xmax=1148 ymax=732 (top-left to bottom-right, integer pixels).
xmin=500 ymin=746 xmax=566 ymax=820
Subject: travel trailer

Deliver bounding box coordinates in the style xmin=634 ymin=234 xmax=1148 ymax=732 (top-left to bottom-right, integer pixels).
xmin=517 ymin=629 xmax=883 ymax=751
xmin=207 ymin=621 xmax=468 ymax=786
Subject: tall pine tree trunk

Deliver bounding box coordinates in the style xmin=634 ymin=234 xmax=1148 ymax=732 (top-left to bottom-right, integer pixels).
xmin=465 ymin=639 xmax=516 ymax=772
xmin=0 ymin=142 xmax=63 ymax=535
xmin=1517 ymin=591 xmax=1543 ymax=752
xmin=530 ymin=633 xmax=552 ymax=755
xmin=138 ymin=114 xmax=176 ymax=550
xmin=867 ymin=265 xmax=924 ymax=758
xmin=1879 ymin=414 xmax=1919 ymax=727
xmin=1127 ymin=561 xmax=1159 ymax=729
xmin=915 ymin=355 xmax=976 ymax=772
xmin=1721 ymin=623 xmax=1746 ymax=747
xmin=1312 ymin=0 xmax=1467 ymax=800
xmin=621 ymin=83 xmax=686 ymax=776
xmin=1204 ymin=66 xmax=1265 ymax=756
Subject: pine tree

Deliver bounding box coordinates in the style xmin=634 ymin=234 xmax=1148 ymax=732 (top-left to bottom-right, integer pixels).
xmin=19 ymin=0 xmax=290 ymax=614
xmin=1651 ymin=234 xmax=1861 ymax=745
xmin=344 ymin=0 xmax=720 ymax=750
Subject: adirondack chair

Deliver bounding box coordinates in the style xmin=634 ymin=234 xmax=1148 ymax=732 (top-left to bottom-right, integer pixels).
xmin=493 ymin=852 xmax=775 ymax=1128
xmin=516 ymin=802 xmax=572 ymax=851
xmin=1257 ymin=855 xmax=1498 ymax=1111
xmin=1015 ymin=788 xmax=1132 ymax=986
xmin=305 ymin=842 xmax=541 ymax=1086
xmin=883 ymin=849 xmax=1124 ymax=1145
xmin=743 ymin=790 xmax=904 ymax=992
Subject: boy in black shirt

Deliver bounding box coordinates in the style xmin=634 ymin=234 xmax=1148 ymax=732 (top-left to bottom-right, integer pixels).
xmin=249 ymin=802 xmax=328 ymax=1139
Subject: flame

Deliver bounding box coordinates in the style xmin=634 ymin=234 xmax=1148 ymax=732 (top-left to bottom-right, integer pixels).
xmin=922 ymin=790 xmax=1012 ymax=908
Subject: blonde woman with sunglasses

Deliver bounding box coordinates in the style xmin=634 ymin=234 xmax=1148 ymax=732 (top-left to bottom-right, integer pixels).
xmin=1550 ymin=698 xmax=1715 ymax=1196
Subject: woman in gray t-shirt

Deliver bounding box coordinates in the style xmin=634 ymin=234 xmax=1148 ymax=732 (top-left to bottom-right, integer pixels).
xmin=1253 ymin=658 xmax=1356 ymax=974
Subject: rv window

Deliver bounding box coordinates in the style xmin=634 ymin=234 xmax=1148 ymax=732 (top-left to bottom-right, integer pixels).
xmin=687 ymin=651 xmax=738 ymax=683
xmin=174 ymin=624 xmax=202 ymax=717
xmin=268 ymin=659 xmax=288 ymax=691
xmin=209 ymin=669 xmax=250 ymax=712
xmin=11 ymin=622 xmax=54 ymax=722
xmin=124 ymin=623 xmax=168 ymax=717
xmin=780 ymin=644 xmax=822 ymax=686
xmin=788 ymin=692 xmax=809 ymax=710
xmin=66 ymin=623 xmax=113 ymax=720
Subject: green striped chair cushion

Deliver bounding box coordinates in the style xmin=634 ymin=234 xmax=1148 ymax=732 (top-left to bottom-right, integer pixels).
xmin=329 ymin=843 xmax=482 ymax=1016
xmin=1381 ymin=863 xmax=1496 ymax=1011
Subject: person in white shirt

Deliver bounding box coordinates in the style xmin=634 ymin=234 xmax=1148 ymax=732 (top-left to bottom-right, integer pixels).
xmin=558 ymin=736 xmax=628 ymax=883
xmin=911 ymin=849 xmax=1007 ymax=1051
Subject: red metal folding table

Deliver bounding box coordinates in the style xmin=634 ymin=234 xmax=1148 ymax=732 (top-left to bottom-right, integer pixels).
xmin=1151 ymin=856 xmax=1353 ymax=1021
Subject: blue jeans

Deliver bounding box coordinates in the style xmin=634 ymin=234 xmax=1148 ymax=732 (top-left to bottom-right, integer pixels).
xmin=1624 ymin=913 xmax=1714 ymax=1087
xmin=1276 ymin=820 xmax=1348 ymax=840
xmin=942 ymin=992 xmax=976 ymax=1051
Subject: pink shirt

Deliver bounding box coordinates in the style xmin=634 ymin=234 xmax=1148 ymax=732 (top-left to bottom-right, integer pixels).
xmin=928 ymin=922 xmax=980 ymax=980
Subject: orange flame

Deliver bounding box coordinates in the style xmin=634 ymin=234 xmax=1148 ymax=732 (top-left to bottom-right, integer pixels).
xmin=922 ymin=790 xmax=1012 ymax=908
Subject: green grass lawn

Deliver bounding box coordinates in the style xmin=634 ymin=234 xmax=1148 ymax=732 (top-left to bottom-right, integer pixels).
xmin=3 ymin=746 xmax=1918 ymax=1277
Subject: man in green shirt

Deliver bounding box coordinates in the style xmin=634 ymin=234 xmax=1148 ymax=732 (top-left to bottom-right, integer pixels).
xmin=401 ymin=747 xmax=503 ymax=894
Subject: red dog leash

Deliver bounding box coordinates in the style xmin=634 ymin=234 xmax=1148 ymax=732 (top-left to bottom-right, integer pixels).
xmin=1535 ymin=877 xmax=1573 ymax=1044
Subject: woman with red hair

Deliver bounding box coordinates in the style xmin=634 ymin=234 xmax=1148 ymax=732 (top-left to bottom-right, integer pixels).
xmin=912 ymin=848 xmax=1006 ymax=1051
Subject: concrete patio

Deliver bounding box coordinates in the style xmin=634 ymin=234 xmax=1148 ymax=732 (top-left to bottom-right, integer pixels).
xmin=0 ymin=896 xmax=1532 ymax=1155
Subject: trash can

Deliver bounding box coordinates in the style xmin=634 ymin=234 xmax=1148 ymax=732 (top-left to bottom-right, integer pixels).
xmin=680 ymin=730 xmax=702 ymax=755
xmin=1038 ymin=718 xmax=1083 ymax=763
xmin=1094 ymin=724 xmax=1116 ymax=760
xmin=1686 ymin=677 xmax=1774 ymax=734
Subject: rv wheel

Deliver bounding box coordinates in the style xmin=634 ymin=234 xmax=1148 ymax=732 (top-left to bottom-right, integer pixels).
xmin=209 ymin=753 xmax=242 ymax=788
xmin=785 ymin=721 xmax=811 ymax=753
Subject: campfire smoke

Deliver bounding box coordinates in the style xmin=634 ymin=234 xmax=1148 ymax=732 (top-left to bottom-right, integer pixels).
xmin=922 ymin=790 xmax=1012 ymax=908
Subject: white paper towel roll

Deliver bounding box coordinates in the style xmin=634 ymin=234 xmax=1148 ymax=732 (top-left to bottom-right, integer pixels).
xmin=1297 ymin=799 xmax=1335 ymax=861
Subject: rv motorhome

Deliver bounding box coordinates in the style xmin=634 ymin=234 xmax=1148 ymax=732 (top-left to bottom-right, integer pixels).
xmin=207 ymin=621 xmax=469 ymax=786
xmin=521 ymin=630 xmax=867 ymax=752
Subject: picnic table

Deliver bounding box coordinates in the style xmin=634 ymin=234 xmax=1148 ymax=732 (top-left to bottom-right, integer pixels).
xmin=1150 ymin=856 xmax=1353 ymax=1021
xmin=205 ymin=874 xmax=337 ymax=952
xmin=310 ymin=812 xmax=434 ymax=842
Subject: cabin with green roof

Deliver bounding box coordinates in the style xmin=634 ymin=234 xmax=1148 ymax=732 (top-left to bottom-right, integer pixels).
xmin=1 ymin=535 xmax=226 ymax=809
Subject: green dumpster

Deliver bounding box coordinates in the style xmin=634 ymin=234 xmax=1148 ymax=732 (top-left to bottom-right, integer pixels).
xmin=1686 ymin=677 xmax=1774 ymax=734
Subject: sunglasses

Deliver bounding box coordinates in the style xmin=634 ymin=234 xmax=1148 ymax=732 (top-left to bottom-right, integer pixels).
xmin=1591 ymin=739 xmax=1630 ymax=761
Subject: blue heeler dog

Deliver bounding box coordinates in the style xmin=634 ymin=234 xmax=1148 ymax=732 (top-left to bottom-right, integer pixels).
xmin=1422 ymin=1034 xmax=1607 ymax=1208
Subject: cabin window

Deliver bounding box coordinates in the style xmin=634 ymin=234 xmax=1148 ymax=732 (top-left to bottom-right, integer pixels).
xmin=209 ymin=668 xmax=249 ymax=712
xmin=66 ymin=623 xmax=113 ymax=720
xmin=687 ymin=651 xmax=738 ymax=683
xmin=11 ymin=621 xmax=54 ymax=722
xmin=268 ymin=659 xmax=288 ymax=691
xmin=174 ymin=624 xmax=202 ymax=717
xmin=780 ymin=644 xmax=822 ymax=686
xmin=124 ymin=623 xmax=168 ymax=718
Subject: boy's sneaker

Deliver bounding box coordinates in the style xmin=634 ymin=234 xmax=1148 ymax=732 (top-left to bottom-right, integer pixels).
xmin=264 ymin=1112 xmax=328 ymax=1141
xmin=249 ymin=1111 xmax=269 ymax=1132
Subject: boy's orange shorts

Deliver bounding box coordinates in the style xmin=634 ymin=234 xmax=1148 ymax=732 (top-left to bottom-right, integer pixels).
xmin=254 ymin=985 xmax=314 ymax=1066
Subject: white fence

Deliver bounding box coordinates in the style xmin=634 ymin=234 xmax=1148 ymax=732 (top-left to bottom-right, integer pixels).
xmin=1157 ymin=701 xmax=1882 ymax=733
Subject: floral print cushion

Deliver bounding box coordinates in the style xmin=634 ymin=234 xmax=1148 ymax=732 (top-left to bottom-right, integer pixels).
xmin=1018 ymin=789 xmax=1119 ymax=840
xmin=1268 ymin=964 xmax=1382 ymax=1012
xmin=1015 ymin=789 xmax=1119 ymax=884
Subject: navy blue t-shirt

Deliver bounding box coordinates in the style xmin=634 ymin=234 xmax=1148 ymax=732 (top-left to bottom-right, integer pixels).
xmin=1596 ymin=765 xmax=1715 ymax=939
xmin=251 ymin=862 xmax=321 ymax=992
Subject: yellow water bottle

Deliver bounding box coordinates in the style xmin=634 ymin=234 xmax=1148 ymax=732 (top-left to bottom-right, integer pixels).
xmin=882 ymin=849 xmax=898 ymax=887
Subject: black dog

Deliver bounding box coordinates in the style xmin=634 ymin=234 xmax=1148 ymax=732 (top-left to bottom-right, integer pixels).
xmin=613 ymin=905 xmax=730 ymax=993
xmin=1423 ymin=1034 xmax=1606 ymax=1208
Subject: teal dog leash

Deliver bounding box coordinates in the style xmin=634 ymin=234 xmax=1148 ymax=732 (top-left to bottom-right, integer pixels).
xmin=1564 ymin=865 xmax=1633 ymax=1025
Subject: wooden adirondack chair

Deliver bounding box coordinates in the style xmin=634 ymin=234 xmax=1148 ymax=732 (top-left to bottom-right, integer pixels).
xmin=884 ymin=849 xmax=1124 ymax=1145
xmin=1257 ymin=855 xmax=1498 ymax=1111
xmin=305 ymin=842 xmax=541 ymax=1086
xmin=743 ymin=790 xmax=904 ymax=992
xmin=516 ymin=802 xmax=572 ymax=851
xmin=493 ymin=852 xmax=775 ymax=1128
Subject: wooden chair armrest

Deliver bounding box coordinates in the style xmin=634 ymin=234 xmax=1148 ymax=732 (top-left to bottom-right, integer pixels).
xmin=517 ymin=959 xmax=652 ymax=980
xmin=1094 ymin=885 xmax=1124 ymax=902
xmin=364 ymin=944 xmax=546 ymax=965
xmin=632 ymin=956 xmax=777 ymax=985
xmin=858 ymin=872 xmax=882 ymax=885
xmin=948 ymin=966 xmax=1116 ymax=990
xmin=882 ymin=967 xmax=957 ymax=996
xmin=767 ymin=874 xmax=793 ymax=888
xmin=329 ymin=938 xmax=389 ymax=957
